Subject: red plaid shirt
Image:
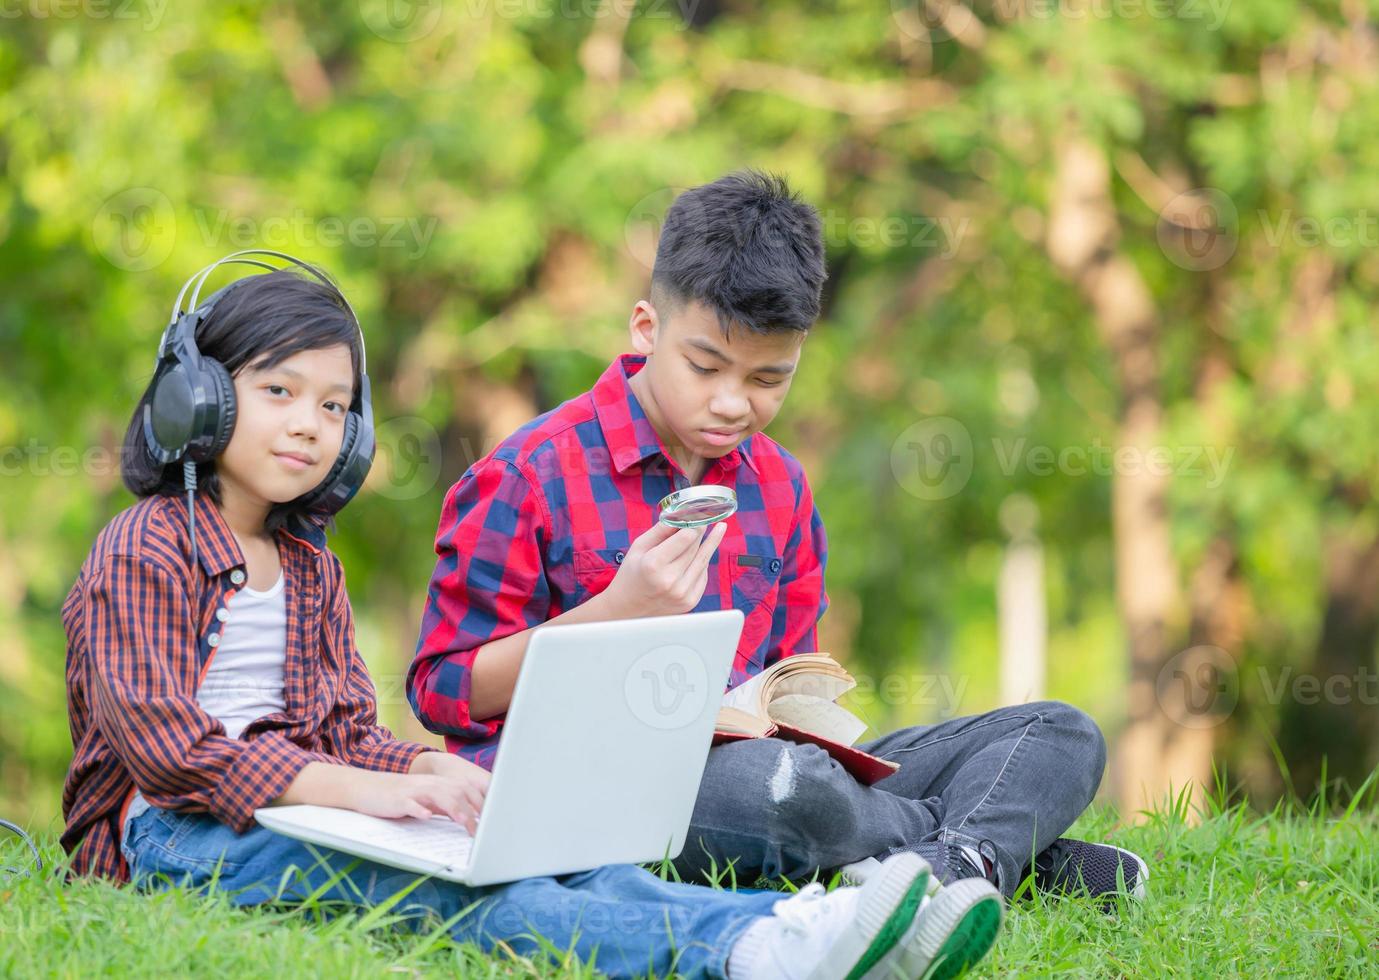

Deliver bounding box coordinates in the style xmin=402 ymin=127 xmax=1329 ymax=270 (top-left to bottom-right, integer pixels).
xmin=61 ymin=492 xmax=430 ymax=882
xmin=408 ymin=353 xmax=829 ymax=769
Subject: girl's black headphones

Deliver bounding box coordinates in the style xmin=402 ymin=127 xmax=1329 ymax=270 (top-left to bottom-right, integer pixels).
xmin=144 ymin=249 xmax=375 ymax=518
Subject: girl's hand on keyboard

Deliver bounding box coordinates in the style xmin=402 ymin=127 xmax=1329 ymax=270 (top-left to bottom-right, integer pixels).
xmin=342 ymin=769 xmax=486 ymax=834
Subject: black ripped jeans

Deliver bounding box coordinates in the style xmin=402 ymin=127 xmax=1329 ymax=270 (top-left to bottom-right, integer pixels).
xmin=672 ymin=701 xmax=1108 ymax=897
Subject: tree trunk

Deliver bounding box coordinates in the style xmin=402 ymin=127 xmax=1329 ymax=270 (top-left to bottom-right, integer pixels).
xmin=998 ymin=502 xmax=1047 ymax=705
xmin=1279 ymin=528 xmax=1379 ymax=800
xmin=1047 ymin=134 xmax=1198 ymax=815
xmin=1175 ymin=534 xmax=1247 ymax=799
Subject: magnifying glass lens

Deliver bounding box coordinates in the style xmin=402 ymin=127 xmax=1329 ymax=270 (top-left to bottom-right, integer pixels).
xmin=664 ymin=499 xmax=734 ymax=525
xmin=659 ymin=486 xmax=738 ymax=528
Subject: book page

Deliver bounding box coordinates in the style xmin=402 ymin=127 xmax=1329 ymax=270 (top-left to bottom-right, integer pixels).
xmin=722 ymin=668 xmax=773 ymax=714
xmin=722 ymin=654 xmax=856 ymax=716
xmin=715 ymin=706 xmax=775 ymax=737
xmin=766 ymin=694 xmax=869 ymax=746
xmin=772 ymin=671 xmax=854 ymax=703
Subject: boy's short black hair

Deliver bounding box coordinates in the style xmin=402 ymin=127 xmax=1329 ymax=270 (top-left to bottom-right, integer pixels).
xmin=121 ymin=268 xmax=362 ymax=532
xmin=650 ymin=170 xmax=826 ymax=337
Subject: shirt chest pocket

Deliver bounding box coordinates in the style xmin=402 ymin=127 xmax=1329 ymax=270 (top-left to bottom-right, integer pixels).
xmin=573 ymin=545 xmax=782 ymax=618
xmin=572 ymin=547 xmax=626 ymax=603
xmin=723 ymin=549 xmax=783 ymax=664
xmin=727 ymin=551 xmax=784 ymax=608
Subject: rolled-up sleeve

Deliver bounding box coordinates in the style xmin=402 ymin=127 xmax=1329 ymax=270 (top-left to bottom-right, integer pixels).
xmin=407 ymin=458 xmax=550 ymax=741
xmin=86 ymin=555 xmax=333 ymax=832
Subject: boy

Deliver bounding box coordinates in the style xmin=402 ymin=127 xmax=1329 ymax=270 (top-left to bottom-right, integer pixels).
xmin=409 ymin=172 xmax=1148 ymax=903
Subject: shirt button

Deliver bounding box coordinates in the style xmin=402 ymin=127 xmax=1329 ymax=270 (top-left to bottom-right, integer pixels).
xmin=216 ymin=608 xmax=229 ymax=622
xmin=207 ymin=633 xmax=221 ymax=647
xmin=769 ymin=559 xmax=782 ymax=573
xmin=614 ymin=551 xmax=625 ymax=564
xmin=230 ymin=569 xmax=246 ymax=585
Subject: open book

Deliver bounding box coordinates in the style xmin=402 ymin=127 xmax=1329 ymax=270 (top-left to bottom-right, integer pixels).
xmin=715 ymin=654 xmax=900 ymax=785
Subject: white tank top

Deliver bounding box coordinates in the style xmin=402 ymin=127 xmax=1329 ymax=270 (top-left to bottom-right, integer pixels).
xmin=126 ymin=571 xmax=288 ymax=828
xmin=196 ymin=571 xmax=288 ymax=739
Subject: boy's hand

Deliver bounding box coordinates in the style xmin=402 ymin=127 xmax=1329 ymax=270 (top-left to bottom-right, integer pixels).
xmin=598 ymin=520 xmax=728 ymax=619
xmin=410 ymin=750 xmax=492 ymax=788
xmin=340 ymin=765 xmax=487 ymax=834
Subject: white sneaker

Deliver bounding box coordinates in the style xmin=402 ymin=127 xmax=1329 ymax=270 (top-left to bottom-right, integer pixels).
xmin=893 ymin=877 xmax=1004 ymax=980
xmin=837 ymin=856 xmax=882 ymax=887
xmin=729 ymin=852 xmax=933 ymax=980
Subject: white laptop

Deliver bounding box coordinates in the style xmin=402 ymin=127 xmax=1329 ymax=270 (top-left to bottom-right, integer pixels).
xmin=255 ymin=609 xmax=744 ymax=886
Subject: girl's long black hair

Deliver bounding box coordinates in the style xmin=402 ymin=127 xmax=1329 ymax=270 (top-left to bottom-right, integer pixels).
xmin=121 ymin=267 xmax=363 ymax=533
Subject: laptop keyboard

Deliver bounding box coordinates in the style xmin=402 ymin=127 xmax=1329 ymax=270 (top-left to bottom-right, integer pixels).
xmin=363 ymin=818 xmax=475 ymax=867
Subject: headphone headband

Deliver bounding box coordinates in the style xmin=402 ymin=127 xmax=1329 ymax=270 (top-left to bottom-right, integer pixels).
xmin=164 ymin=249 xmax=367 ymax=373
xmin=146 ymin=249 xmax=377 ymax=542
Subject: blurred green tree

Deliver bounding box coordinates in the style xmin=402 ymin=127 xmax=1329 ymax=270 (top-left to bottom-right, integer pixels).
xmin=1 ymin=1 xmax=1375 ymax=826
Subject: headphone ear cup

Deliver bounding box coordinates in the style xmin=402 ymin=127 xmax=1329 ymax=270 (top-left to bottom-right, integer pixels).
xmin=203 ymin=358 xmax=237 ymax=459
xmin=300 ymin=412 xmax=359 ymax=513
xmin=146 ymin=361 xmax=196 ymax=463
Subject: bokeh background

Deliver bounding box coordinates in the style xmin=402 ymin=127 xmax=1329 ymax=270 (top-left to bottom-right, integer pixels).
xmin=3 ymin=1 xmax=1377 ymax=833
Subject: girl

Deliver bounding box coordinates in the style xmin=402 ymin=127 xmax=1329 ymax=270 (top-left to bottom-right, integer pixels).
xmin=59 ymin=251 xmax=1000 ymax=980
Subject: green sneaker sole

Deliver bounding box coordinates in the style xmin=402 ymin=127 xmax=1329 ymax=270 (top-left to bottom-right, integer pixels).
xmin=916 ymin=879 xmax=1004 ymax=980
xmin=842 ymin=855 xmax=934 ymax=980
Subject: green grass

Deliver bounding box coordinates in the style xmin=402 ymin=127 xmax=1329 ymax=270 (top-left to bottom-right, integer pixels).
xmin=3 ymin=798 xmax=1377 ymax=978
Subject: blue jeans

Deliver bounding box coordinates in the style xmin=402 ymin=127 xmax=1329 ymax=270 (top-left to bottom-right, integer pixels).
xmin=120 ymin=808 xmax=781 ymax=979
xmin=674 ymin=701 xmax=1108 ymax=897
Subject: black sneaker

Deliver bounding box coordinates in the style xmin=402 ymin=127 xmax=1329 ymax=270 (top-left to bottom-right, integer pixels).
xmin=1032 ymin=838 xmax=1149 ymax=909
xmin=905 ymin=837 xmax=1002 ymax=889
xmin=839 ymin=837 xmax=1002 ymax=892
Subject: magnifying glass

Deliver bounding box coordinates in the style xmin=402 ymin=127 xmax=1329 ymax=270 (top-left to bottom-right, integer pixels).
xmin=658 ymin=485 xmax=738 ymax=528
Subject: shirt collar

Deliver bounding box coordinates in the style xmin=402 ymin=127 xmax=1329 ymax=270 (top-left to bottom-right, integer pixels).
xmin=186 ymin=492 xmax=325 ymax=577
xmin=591 ymin=353 xmax=759 ymax=478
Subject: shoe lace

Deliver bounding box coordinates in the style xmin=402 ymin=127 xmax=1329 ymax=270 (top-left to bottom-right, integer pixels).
xmin=974 ymin=839 xmax=1000 ymax=885
xmin=769 ymin=882 xmax=835 ymax=936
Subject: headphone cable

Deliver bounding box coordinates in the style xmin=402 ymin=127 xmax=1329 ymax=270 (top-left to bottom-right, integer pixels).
xmin=184 ymin=459 xmax=198 ymax=570
xmin=0 ymin=817 xmax=42 ymax=879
